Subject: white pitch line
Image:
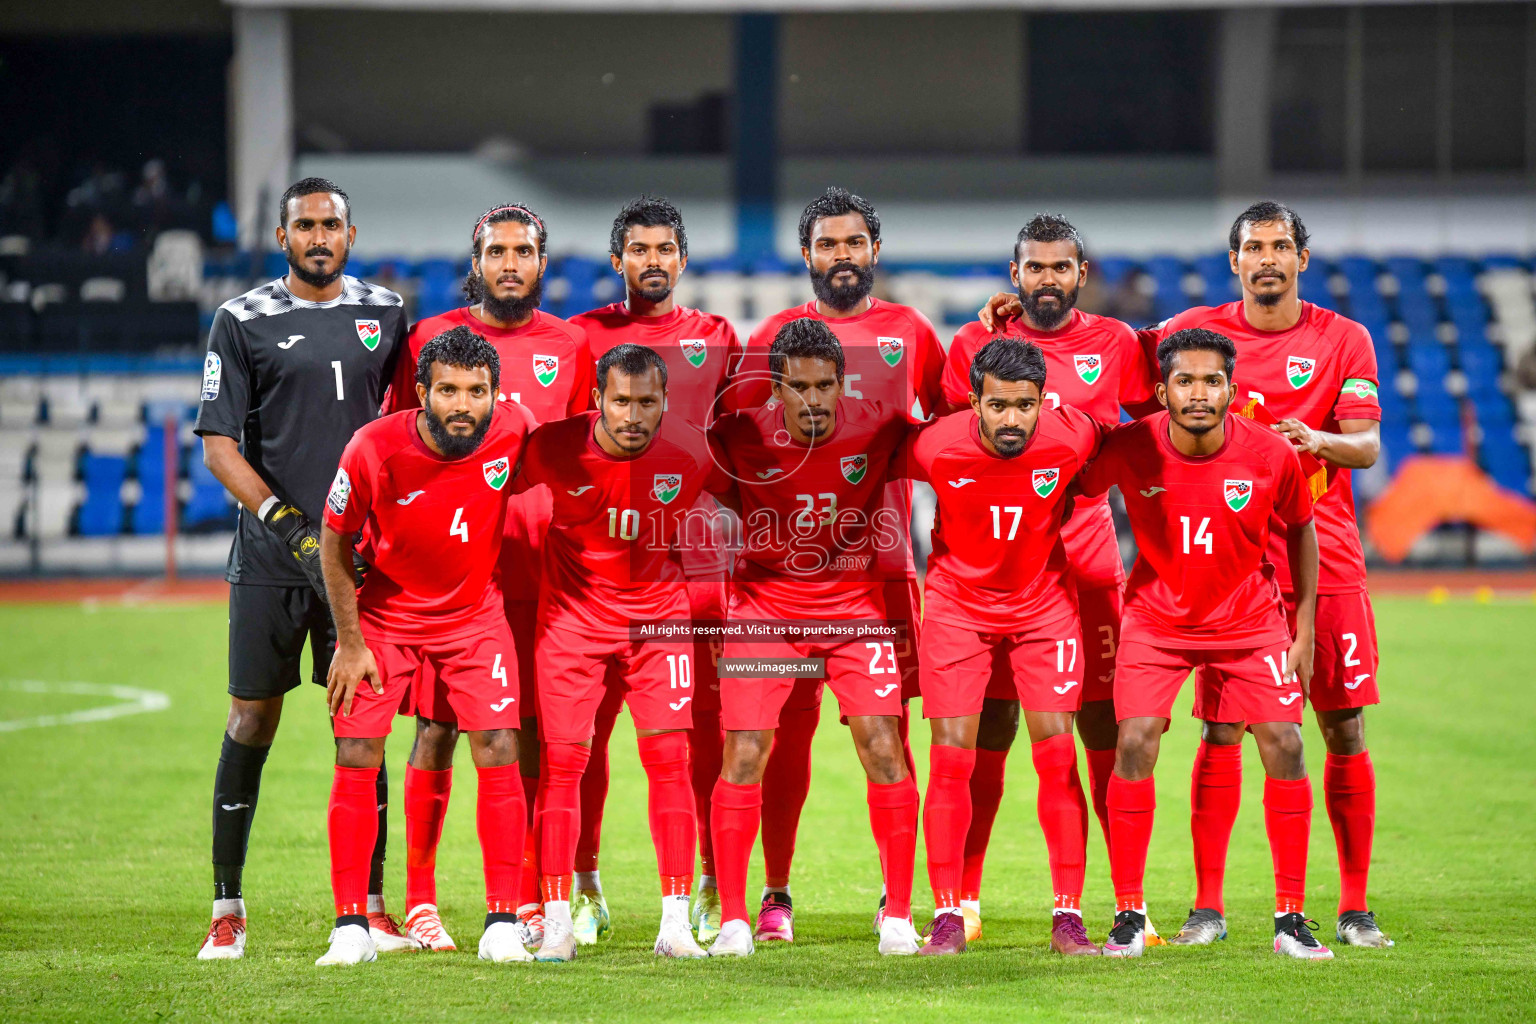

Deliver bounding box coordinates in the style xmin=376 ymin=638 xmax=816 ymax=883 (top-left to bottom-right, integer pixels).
xmin=0 ymin=679 xmax=172 ymax=733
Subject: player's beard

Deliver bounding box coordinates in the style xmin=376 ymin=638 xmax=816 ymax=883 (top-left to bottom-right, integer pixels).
xmin=1176 ymin=401 xmax=1226 ymax=436
xmin=982 ymin=419 xmax=1032 ymax=457
xmin=1018 ymin=283 xmax=1078 ymax=330
xmin=479 ymin=272 xmax=544 ymax=324
xmin=1250 ymin=270 xmax=1287 ymax=307
xmin=810 ymin=261 xmax=875 ymax=312
xmin=425 ymin=405 xmax=493 ymax=458
xmin=286 ymin=242 xmax=350 ymax=289
xmin=635 ymin=269 xmax=672 ymax=304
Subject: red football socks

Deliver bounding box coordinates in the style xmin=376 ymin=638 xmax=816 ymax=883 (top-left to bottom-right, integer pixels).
xmin=403 ymin=764 xmax=452 ymax=909
xmin=711 ymin=778 xmax=762 ymax=923
xmin=575 ymin=698 xmax=620 ymax=873
xmin=1264 ymin=776 xmax=1312 ymax=915
xmin=476 ymin=763 xmax=526 ymax=914
xmin=868 ymin=775 xmax=919 ymax=922
xmin=760 ymin=703 xmax=817 ymax=887
xmin=1190 ymin=740 xmax=1243 ymax=913
xmin=1107 ymin=773 xmax=1156 ymax=911
xmin=537 ymin=741 xmax=591 ymax=904
xmin=1031 ymin=734 xmax=1089 ymax=912
xmin=923 ymin=744 xmax=976 ymax=910
xmin=638 ymin=732 xmax=696 ymax=897
xmin=328 ymin=765 xmax=380 ymax=918
xmin=961 ymin=747 xmax=1008 ymax=901
xmin=518 ymin=764 xmax=541 ymax=909
xmin=1325 ymin=750 xmax=1376 ymax=913
xmin=1084 ymin=746 xmax=1117 ymax=855
xmin=688 ymin=710 xmax=724 ymax=878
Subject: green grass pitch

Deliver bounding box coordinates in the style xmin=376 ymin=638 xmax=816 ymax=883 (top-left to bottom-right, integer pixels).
xmin=0 ymin=596 xmax=1532 ymax=1022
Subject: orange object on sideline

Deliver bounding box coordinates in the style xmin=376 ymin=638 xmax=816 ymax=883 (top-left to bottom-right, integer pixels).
xmin=1366 ymin=455 xmax=1536 ymax=562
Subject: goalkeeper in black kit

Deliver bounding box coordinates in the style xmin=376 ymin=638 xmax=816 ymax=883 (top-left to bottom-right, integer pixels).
xmin=191 ymin=178 xmax=408 ymax=959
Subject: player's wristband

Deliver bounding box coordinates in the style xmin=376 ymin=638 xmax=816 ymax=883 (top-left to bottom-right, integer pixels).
xmin=255 ymin=495 xmax=281 ymax=521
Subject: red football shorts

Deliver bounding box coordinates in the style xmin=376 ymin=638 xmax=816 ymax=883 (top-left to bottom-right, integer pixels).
xmin=536 ymin=621 xmax=694 ymax=744
xmin=719 ymin=588 xmax=902 ymax=731
xmin=922 ymin=613 xmax=1084 ymax=718
xmin=335 ymin=626 xmax=521 ymax=738
xmin=1285 ymin=590 xmax=1381 ymax=712
xmin=502 ymin=487 xmax=551 ymax=721
xmin=1116 ymin=639 xmax=1304 ymax=725
xmin=885 ymin=578 xmax=923 ymax=702
xmin=1076 ymin=584 xmax=1123 ymax=704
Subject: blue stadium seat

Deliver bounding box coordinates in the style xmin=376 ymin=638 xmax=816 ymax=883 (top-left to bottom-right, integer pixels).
xmin=1407 ymin=343 xmax=1451 ymax=383
xmin=1093 ymin=256 xmax=1136 ymax=288
xmin=1481 ymin=254 xmax=1529 ymax=272
xmin=1142 ymin=256 xmax=1188 ymax=321
xmin=1377 ymin=384 xmax=1410 ymax=426
xmin=1483 ymin=437 xmax=1532 ymax=494
xmin=131 ymin=425 xmax=173 ymax=534
xmin=77 ymin=453 xmax=127 ymax=536
xmin=1191 ymin=253 xmax=1234 ymax=306
xmin=184 ymin=452 xmax=233 ymax=529
xmin=1379 ymin=422 xmax=1417 ymax=469
xmin=262 ymin=252 xmax=288 ymax=279
xmin=416 ymin=258 xmax=463 ymax=319
xmin=1459 ymin=341 xmax=1503 ymax=390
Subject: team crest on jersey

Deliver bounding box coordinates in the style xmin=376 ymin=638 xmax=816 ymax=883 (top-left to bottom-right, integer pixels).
xmin=202 ymin=352 xmax=221 ymax=401
xmin=877 ymin=337 xmax=904 ymax=367
xmin=840 ymin=454 xmax=869 ymax=485
xmin=355 ymin=320 xmax=382 ymax=351
xmin=680 ymin=339 xmax=708 ymax=368
xmin=653 ymin=473 xmax=683 ymax=504
xmin=1286 ymin=355 xmax=1316 ymax=389
xmin=483 ymin=457 xmax=510 ymax=491
xmin=1032 ymin=467 xmax=1060 ymax=497
xmin=1074 ymin=354 xmax=1102 ymax=385
xmin=1224 ymin=479 xmax=1253 ymax=511
xmin=326 ymin=467 xmax=352 ymax=515
xmin=533 ymin=354 xmax=559 ymax=387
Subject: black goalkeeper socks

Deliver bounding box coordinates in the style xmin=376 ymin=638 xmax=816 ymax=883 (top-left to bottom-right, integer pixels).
xmin=212 ymin=734 xmax=271 ymax=902
xmin=369 ymin=762 xmax=388 ymax=897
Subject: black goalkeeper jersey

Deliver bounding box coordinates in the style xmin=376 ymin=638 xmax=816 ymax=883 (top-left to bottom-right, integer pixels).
xmin=194 ymin=275 xmax=406 ymax=586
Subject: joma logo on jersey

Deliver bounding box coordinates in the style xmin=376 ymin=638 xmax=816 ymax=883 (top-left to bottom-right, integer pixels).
xmin=653 ymin=473 xmax=682 ymax=504
xmin=877 ymin=337 xmax=904 ymax=367
xmin=1033 ymin=468 xmax=1060 ymax=497
xmin=1074 ymin=354 xmax=1102 ymax=384
xmin=326 ymin=467 xmax=352 ymax=515
xmin=355 ymin=320 xmax=381 ymax=351
xmin=532 ymin=354 xmax=559 ymax=387
xmin=1224 ymin=479 xmax=1253 ymax=511
xmin=841 ymin=454 xmax=869 ymax=484
xmin=680 ymin=339 xmax=708 ymax=368
xmin=1286 ymin=355 xmax=1316 ymax=388
xmin=483 ymin=457 xmax=510 ymax=491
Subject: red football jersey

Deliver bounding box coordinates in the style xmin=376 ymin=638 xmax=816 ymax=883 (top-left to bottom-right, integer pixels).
xmin=571 ymin=303 xmax=739 ymax=425
xmin=945 ymin=309 xmax=1157 ymax=591
xmin=1079 ymin=411 xmax=1314 ymax=649
xmin=515 ymin=411 xmax=730 ymax=639
xmin=905 ymin=406 xmax=1103 ymax=632
xmin=709 ymin=400 xmax=908 ymax=618
xmin=324 ymin=407 xmax=530 ymax=643
xmin=570 ymin=302 xmax=740 ymax=577
xmin=725 ymin=297 xmax=944 ymax=417
xmin=383 ymin=307 xmax=595 ymax=422
xmin=1148 ymin=301 xmax=1380 ymax=595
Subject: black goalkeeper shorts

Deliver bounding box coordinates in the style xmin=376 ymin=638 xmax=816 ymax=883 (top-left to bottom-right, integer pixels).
xmin=227 ymin=583 xmax=336 ymax=700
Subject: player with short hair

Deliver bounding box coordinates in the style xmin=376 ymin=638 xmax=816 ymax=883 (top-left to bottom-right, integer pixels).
xmin=908 ymin=337 xmax=1105 ymax=956
xmin=940 ymin=213 xmax=1158 ymax=942
xmin=707 ymin=319 xmax=920 ymax=957
xmin=383 ymin=203 xmax=594 ymax=951
xmin=315 ymin=327 xmax=533 ymax=966
xmin=194 ymin=177 xmax=408 ymax=959
xmin=1134 ymin=202 xmax=1389 ymax=949
xmin=520 ymin=342 xmax=730 ymax=962
xmin=566 ymin=196 xmax=739 ymax=945
xmin=1080 ymin=328 xmax=1332 ymax=961
xmin=724 ymin=187 xmax=943 ymax=941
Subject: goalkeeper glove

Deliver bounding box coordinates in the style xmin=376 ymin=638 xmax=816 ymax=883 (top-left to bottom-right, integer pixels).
xmin=260 ymin=501 xmax=330 ymax=602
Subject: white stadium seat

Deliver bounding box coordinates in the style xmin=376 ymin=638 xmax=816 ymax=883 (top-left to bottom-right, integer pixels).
xmin=31 ymin=429 xmax=83 ymax=484
xmin=1 ymin=376 xmax=42 ymax=428
xmin=42 ymin=376 xmax=92 ymax=427
xmin=31 ymin=480 xmax=80 ymax=539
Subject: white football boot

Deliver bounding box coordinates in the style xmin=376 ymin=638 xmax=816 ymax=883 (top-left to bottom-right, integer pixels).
xmin=707 ymin=918 xmax=755 ymax=957
xmin=877 ymin=916 xmax=921 ymax=955
xmin=479 ymin=920 xmax=535 ymax=963
xmin=403 ymin=904 xmax=456 ymax=951
xmin=315 ymin=923 xmax=377 ymax=966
